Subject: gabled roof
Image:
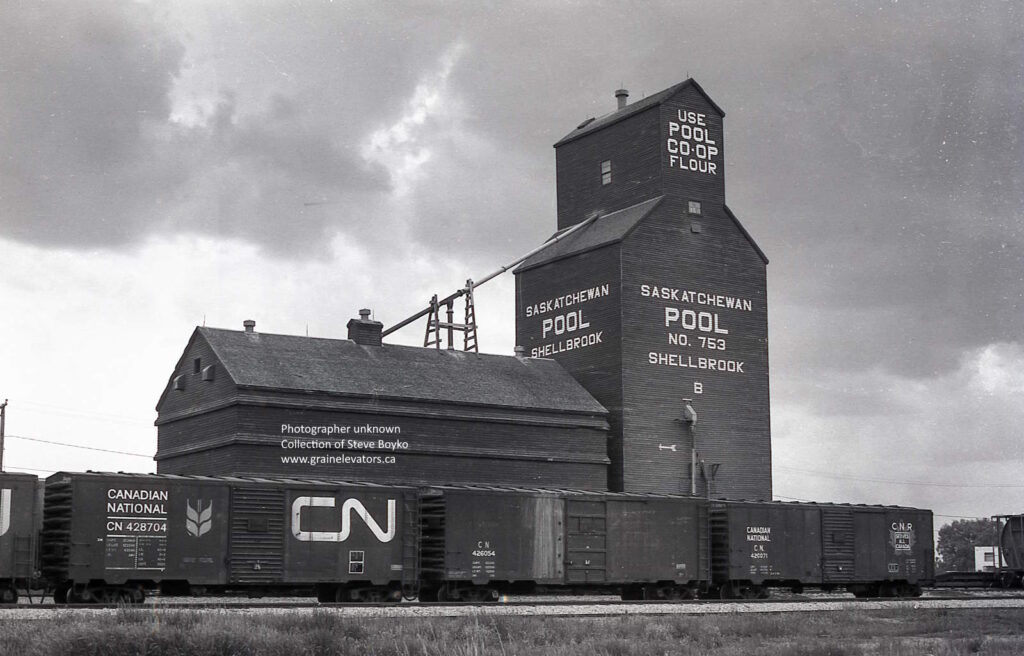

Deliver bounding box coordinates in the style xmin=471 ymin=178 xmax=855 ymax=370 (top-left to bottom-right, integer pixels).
xmin=513 ymin=197 xmax=768 ymax=272
xmin=165 ymin=327 xmax=607 ymax=415
xmin=514 ymin=197 xmax=664 ymax=273
xmin=554 ymin=78 xmax=725 ymax=147
xmin=724 ymin=204 xmax=769 ymax=265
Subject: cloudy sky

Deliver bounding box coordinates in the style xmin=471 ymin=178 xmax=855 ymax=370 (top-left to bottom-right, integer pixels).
xmin=1 ymin=1 xmax=1021 ymax=529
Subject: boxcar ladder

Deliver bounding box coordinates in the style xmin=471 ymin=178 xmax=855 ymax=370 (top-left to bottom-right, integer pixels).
xmin=401 ymin=494 xmax=421 ymax=600
xmin=13 ymin=535 xmax=33 ymax=580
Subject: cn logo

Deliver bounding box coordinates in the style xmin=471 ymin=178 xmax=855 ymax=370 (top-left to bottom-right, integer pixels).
xmin=0 ymin=489 xmax=9 ymax=537
xmin=186 ymin=499 xmax=213 ymax=537
xmin=291 ymin=496 xmax=396 ymax=543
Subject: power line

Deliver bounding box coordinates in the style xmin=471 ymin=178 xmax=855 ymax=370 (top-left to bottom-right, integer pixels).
xmin=6 ymin=434 xmax=152 ymax=458
xmin=14 ymin=399 xmax=151 ymax=425
xmin=773 ymin=493 xmax=817 ymax=503
xmin=4 ymin=465 xmax=56 ymax=474
xmin=775 ymin=464 xmax=1024 ymax=489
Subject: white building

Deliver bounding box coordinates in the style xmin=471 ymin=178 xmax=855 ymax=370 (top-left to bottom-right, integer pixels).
xmin=975 ymin=546 xmax=1006 ymax=572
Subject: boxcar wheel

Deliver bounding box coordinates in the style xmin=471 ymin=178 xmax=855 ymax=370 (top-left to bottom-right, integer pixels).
xmin=0 ymin=587 xmax=17 ymax=604
xmin=87 ymin=588 xmax=106 ymax=603
xmin=850 ymin=585 xmax=878 ymax=598
xmin=620 ymin=585 xmax=643 ymax=601
xmin=53 ymin=583 xmax=70 ymax=605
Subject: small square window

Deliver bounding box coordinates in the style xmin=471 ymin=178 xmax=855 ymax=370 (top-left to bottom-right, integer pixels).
xmin=349 ymin=550 xmax=365 ymax=575
xmin=601 ymin=160 xmax=612 ymax=185
xmin=688 ymin=200 xmax=702 ymax=215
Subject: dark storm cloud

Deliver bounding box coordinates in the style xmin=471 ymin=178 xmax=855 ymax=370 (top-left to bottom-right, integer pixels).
xmin=0 ymin=1 xmax=395 ymax=254
xmin=0 ymin=1 xmax=186 ymax=247
xmin=157 ymin=92 xmax=391 ymax=255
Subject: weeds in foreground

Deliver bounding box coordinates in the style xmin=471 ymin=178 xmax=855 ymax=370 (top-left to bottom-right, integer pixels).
xmin=0 ymin=609 xmax=1019 ymax=656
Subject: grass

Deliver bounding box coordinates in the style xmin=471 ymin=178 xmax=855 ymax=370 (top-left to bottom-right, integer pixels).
xmin=0 ymin=608 xmax=1021 ymax=655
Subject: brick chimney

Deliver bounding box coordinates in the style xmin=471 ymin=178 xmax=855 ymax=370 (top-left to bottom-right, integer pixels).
xmin=347 ymin=308 xmax=383 ymax=346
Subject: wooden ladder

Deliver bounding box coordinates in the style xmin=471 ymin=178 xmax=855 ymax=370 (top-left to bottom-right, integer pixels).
xmin=463 ymin=280 xmax=478 ymax=353
xmin=422 ymin=281 xmax=479 ymax=352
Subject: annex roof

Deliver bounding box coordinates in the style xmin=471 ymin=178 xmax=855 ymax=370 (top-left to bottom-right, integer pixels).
xmin=167 ymin=327 xmax=607 ymax=415
xmin=515 ymin=197 xmax=664 ymax=273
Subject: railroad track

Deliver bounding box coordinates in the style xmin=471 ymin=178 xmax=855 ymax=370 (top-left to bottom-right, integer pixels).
xmin=3 ymin=594 xmax=1024 ymax=618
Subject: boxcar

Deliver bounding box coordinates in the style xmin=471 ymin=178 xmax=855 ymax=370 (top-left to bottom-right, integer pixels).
xmin=711 ymin=501 xmax=934 ymax=598
xmin=41 ymin=472 xmax=420 ymax=603
xmin=420 ymin=486 xmax=707 ymax=600
xmin=0 ymin=472 xmax=42 ymax=603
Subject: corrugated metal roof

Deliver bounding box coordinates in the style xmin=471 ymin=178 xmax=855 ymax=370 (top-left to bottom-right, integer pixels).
xmin=194 ymin=327 xmax=607 ymax=415
xmin=515 ymin=196 xmax=663 ymax=273
xmin=554 ymin=78 xmax=725 ymax=147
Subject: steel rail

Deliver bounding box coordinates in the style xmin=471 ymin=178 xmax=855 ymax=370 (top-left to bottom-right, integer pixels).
xmin=4 ymin=593 xmax=1024 ymax=612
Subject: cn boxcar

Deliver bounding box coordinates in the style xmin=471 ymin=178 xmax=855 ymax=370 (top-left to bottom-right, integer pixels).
xmin=421 ymin=486 xmax=708 ymax=601
xmin=711 ymin=501 xmax=934 ymax=598
xmin=0 ymin=472 xmax=41 ymax=603
xmin=41 ymin=472 xmax=420 ymax=603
